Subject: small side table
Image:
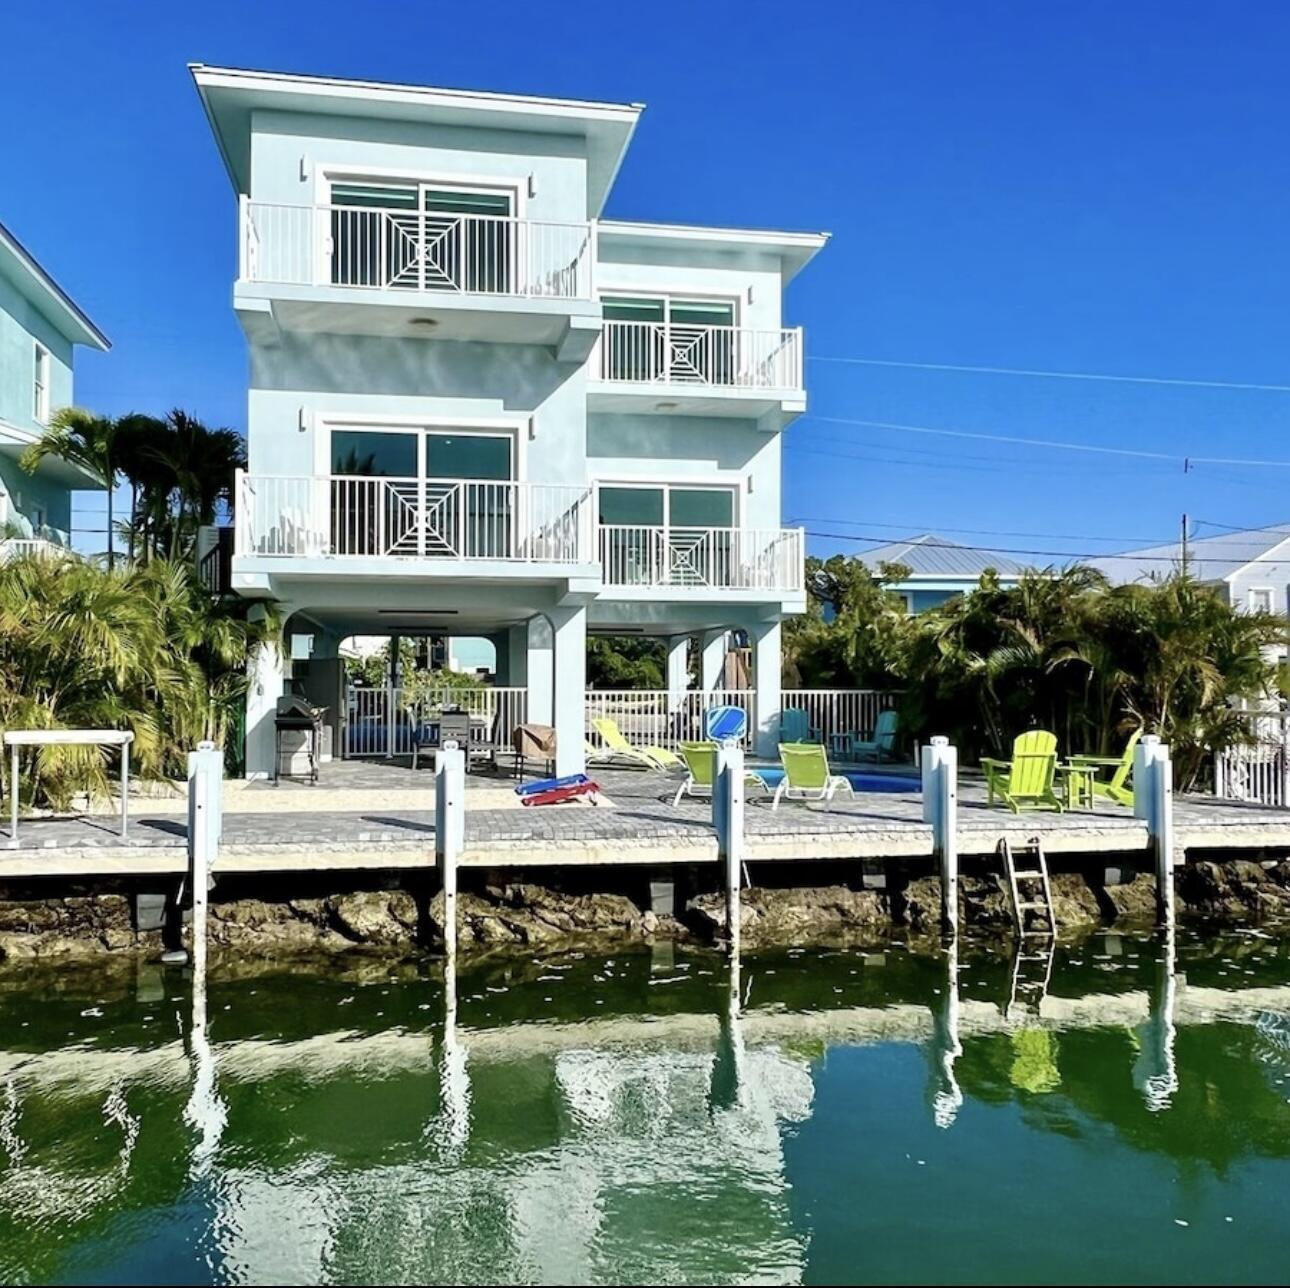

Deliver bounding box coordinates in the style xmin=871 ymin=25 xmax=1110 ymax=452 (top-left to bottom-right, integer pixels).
xmin=1058 ymin=762 xmax=1096 ymax=810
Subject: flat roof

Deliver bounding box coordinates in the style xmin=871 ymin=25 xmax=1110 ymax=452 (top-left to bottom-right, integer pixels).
xmin=598 ymin=219 xmax=830 ymax=282
xmin=190 ymin=63 xmax=643 ymax=217
xmin=0 ymin=220 xmax=109 ymax=351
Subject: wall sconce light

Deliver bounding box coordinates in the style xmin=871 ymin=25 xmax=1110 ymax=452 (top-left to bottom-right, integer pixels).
xmin=298 ymin=407 xmax=309 ymax=433
xmin=299 ymin=156 xmax=309 ymax=182
xmin=747 ymin=475 xmax=755 ymax=494
xmin=528 ymin=174 xmax=537 ymax=199
xmin=528 ymin=417 xmax=537 ymax=441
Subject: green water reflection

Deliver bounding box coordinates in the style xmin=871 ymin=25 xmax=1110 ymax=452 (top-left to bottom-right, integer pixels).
xmin=2 ymin=929 xmax=1290 ymax=1285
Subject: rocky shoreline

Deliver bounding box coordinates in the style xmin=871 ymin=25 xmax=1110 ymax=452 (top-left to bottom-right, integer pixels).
xmin=2 ymin=857 xmax=1290 ymax=962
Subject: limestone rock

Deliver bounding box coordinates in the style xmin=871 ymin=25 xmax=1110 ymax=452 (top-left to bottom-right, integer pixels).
xmin=687 ymin=884 xmax=890 ymax=944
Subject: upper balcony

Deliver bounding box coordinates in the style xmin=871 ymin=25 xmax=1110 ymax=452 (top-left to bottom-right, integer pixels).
xmin=586 ymin=319 xmax=806 ymax=425
xmin=236 ymin=200 xmax=602 ymax=356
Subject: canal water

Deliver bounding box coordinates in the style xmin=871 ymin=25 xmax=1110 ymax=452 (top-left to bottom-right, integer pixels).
xmin=1 ymin=927 xmax=1289 ymax=1285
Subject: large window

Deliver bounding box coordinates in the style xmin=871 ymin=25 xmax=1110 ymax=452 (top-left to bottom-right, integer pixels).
xmin=601 ymin=295 xmax=737 ymax=384
xmin=329 ymin=426 xmax=515 ymax=558
xmin=328 ymin=180 xmax=515 ymax=293
xmin=598 ymin=483 xmax=737 ymax=586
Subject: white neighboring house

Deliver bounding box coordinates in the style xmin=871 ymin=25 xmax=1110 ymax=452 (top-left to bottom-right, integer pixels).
xmin=191 ymin=65 xmax=827 ymax=776
xmin=1091 ymin=525 xmax=1290 ymax=677
xmin=1090 ymin=526 xmax=1290 ymax=616
xmin=0 ymin=219 xmax=110 ymax=555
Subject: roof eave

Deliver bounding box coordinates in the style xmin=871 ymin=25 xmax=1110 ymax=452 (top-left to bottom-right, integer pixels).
xmin=0 ymin=224 xmax=110 ymax=351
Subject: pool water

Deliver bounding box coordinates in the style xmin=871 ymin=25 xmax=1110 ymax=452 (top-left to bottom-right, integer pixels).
xmin=753 ymin=767 xmax=922 ymax=792
xmin=2 ymin=928 xmax=1290 ymax=1285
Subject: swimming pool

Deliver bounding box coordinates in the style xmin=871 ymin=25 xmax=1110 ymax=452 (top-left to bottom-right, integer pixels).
xmin=752 ymin=768 xmax=921 ymax=793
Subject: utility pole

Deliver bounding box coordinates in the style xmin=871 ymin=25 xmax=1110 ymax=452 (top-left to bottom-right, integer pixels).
xmin=1181 ymin=513 xmax=1189 ymax=576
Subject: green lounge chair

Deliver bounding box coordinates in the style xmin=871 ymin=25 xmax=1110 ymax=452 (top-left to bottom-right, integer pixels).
xmin=772 ymin=743 xmax=855 ymax=811
xmin=779 ymin=708 xmax=821 ymax=744
xmin=1068 ymin=727 xmax=1141 ymax=808
xmin=981 ymin=731 xmax=1064 ymax=813
xmin=672 ymin=741 xmax=770 ymax=806
xmin=590 ymin=717 xmax=682 ymax=771
xmin=852 ymin=709 xmax=899 ymax=763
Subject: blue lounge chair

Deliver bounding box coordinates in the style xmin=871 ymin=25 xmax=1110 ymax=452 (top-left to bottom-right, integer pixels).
xmin=852 ymin=710 xmax=899 ymax=763
xmin=779 ymin=708 xmax=820 ymax=744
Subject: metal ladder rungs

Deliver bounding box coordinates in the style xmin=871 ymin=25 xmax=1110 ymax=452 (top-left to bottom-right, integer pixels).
xmin=998 ymin=835 xmax=1057 ymax=937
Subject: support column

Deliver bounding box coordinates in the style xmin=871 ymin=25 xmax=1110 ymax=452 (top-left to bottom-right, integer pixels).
xmin=700 ymin=629 xmax=728 ymax=694
xmin=435 ymin=743 xmax=465 ymax=960
xmin=922 ymin=735 xmax=959 ymax=935
xmin=551 ymin=603 xmax=587 ymax=778
xmin=526 ymin=615 xmax=554 ymax=727
xmin=715 ymin=741 xmax=746 ymax=953
xmin=389 ymin=634 xmax=404 ymax=688
xmin=245 ymin=639 xmax=286 ymax=780
xmin=750 ymin=619 xmax=782 ymax=758
xmin=1134 ymin=735 xmax=1175 ymax=926
xmin=666 ymin=635 xmax=691 ymax=704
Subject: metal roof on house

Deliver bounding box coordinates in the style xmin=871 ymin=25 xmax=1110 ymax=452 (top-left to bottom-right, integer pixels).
xmin=0 ymin=220 xmax=109 ymax=351
xmin=854 ymin=534 xmax=1026 ymax=579
xmin=1090 ymin=526 xmax=1290 ymax=585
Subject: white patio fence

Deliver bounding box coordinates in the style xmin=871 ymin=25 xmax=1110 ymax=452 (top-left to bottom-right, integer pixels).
xmin=1214 ymin=711 xmax=1290 ymax=807
xmin=342 ymin=684 xmax=897 ymax=759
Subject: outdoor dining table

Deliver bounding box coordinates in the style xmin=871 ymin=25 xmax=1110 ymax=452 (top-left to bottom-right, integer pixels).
xmin=4 ymin=729 xmax=135 ymax=842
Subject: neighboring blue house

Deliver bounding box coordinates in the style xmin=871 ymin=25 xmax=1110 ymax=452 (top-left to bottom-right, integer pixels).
xmin=853 ymin=533 xmax=1026 ymax=611
xmin=0 ymin=219 xmax=110 ymax=551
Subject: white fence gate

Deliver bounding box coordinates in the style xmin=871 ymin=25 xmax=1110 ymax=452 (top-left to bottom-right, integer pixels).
xmin=1215 ymin=712 xmax=1290 ymax=807
xmin=345 ymin=685 xmax=528 ymax=758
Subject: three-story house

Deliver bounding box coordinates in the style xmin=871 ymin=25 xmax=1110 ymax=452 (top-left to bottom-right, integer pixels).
xmin=192 ymin=64 xmax=826 ymax=777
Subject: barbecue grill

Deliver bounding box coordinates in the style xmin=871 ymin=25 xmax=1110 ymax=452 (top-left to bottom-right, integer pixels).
xmin=274 ymin=694 xmax=325 ymax=784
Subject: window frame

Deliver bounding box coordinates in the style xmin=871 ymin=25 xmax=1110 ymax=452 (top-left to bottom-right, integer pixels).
xmin=33 ymin=342 xmax=49 ymax=424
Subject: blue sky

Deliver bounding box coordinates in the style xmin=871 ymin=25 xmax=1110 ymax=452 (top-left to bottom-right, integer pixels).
xmin=5 ymin=0 xmax=1289 ymax=562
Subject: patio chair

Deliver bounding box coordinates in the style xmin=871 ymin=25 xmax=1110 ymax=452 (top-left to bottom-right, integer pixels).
xmin=779 ymin=708 xmax=821 ymax=744
xmin=590 ymin=717 xmax=683 ymax=771
xmin=981 ymin=731 xmax=1064 ymax=813
xmin=771 ymin=743 xmax=855 ymax=811
xmin=851 ymin=709 xmax=899 ymax=763
xmin=672 ymin=741 xmax=770 ymax=807
xmin=1067 ymin=727 xmax=1141 ymax=809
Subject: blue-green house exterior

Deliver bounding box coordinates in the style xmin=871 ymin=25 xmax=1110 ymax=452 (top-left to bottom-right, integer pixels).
xmin=855 ymin=534 xmax=1026 ymax=611
xmin=0 ymin=221 xmax=110 ymax=544
xmin=192 ymin=65 xmax=827 ymax=776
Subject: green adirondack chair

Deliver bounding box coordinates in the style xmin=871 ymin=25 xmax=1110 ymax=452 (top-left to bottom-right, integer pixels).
xmin=1068 ymin=727 xmax=1141 ymax=808
xmin=981 ymin=730 xmax=1064 ymax=813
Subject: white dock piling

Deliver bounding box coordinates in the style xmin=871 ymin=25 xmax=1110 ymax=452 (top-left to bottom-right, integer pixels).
xmin=186 ymin=741 xmax=223 ymax=973
xmin=1133 ymin=735 xmax=1175 ymax=926
xmin=714 ymin=742 xmax=746 ymax=953
xmin=921 ymin=736 xmax=959 ymax=934
xmin=435 ymin=742 xmax=466 ymax=959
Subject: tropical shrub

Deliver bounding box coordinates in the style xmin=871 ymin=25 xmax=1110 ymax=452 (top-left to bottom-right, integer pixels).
xmin=0 ymin=552 xmax=273 ymax=809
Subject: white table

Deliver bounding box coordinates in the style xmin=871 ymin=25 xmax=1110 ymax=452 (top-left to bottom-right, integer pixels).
xmin=4 ymin=729 xmax=135 ymax=841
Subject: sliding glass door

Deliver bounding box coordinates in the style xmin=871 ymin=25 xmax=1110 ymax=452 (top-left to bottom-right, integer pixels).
xmin=329 ymin=181 xmax=515 ymax=294
xmin=329 ymin=427 xmax=514 ymax=557
xmin=601 ymin=295 xmax=737 ymax=384
xmin=598 ymin=483 xmax=737 ymax=585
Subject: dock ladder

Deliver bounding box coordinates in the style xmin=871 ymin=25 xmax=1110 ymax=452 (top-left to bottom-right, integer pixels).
xmin=998 ymin=836 xmax=1057 ymax=938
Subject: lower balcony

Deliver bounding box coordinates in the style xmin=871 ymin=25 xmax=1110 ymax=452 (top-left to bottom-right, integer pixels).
xmin=231 ymin=472 xmax=803 ymax=595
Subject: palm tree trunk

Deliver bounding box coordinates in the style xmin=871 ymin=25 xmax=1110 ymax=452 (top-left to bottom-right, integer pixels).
xmin=106 ymin=482 xmax=115 ymax=572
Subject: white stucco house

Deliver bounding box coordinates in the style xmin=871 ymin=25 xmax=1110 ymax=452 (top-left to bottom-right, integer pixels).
xmin=0 ymin=219 xmax=110 ymax=553
xmin=1090 ymin=525 xmax=1290 ymax=615
xmin=191 ymin=65 xmax=827 ymax=777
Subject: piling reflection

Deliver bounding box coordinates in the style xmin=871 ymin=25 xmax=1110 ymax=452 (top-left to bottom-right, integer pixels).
xmin=2 ymin=928 xmax=1290 ymax=1282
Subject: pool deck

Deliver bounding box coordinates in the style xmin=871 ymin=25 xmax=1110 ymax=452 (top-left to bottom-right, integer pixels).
xmin=2 ymin=758 xmax=1289 ymax=880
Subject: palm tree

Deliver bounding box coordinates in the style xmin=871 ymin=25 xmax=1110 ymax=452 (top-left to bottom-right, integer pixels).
xmin=20 ymin=407 xmax=121 ymax=569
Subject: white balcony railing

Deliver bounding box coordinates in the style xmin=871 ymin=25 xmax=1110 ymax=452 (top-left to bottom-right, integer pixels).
xmin=599 ymin=524 xmax=804 ymax=592
xmin=0 ymin=537 xmax=67 ymax=562
xmin=242 ymin=201 xmax=595 ymax=300
xmin=236 ymin=473 xmax=594 ymax=564
xmin=595 ymin=320 xmax=803 ymax=391
xmin=235 ymin=474 xmax=804 ymax=591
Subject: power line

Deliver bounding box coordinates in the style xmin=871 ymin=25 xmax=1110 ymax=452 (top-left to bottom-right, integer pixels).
xmin=803 ymin=414 xmax=1290 ymax=469
xmin=802 ymin=529 xmax=1287 ymax=565
xmin=808 ymin=355 xmax=1290 ymax=394
xmin=787 ymin=517 xmax=1171 ymax=544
